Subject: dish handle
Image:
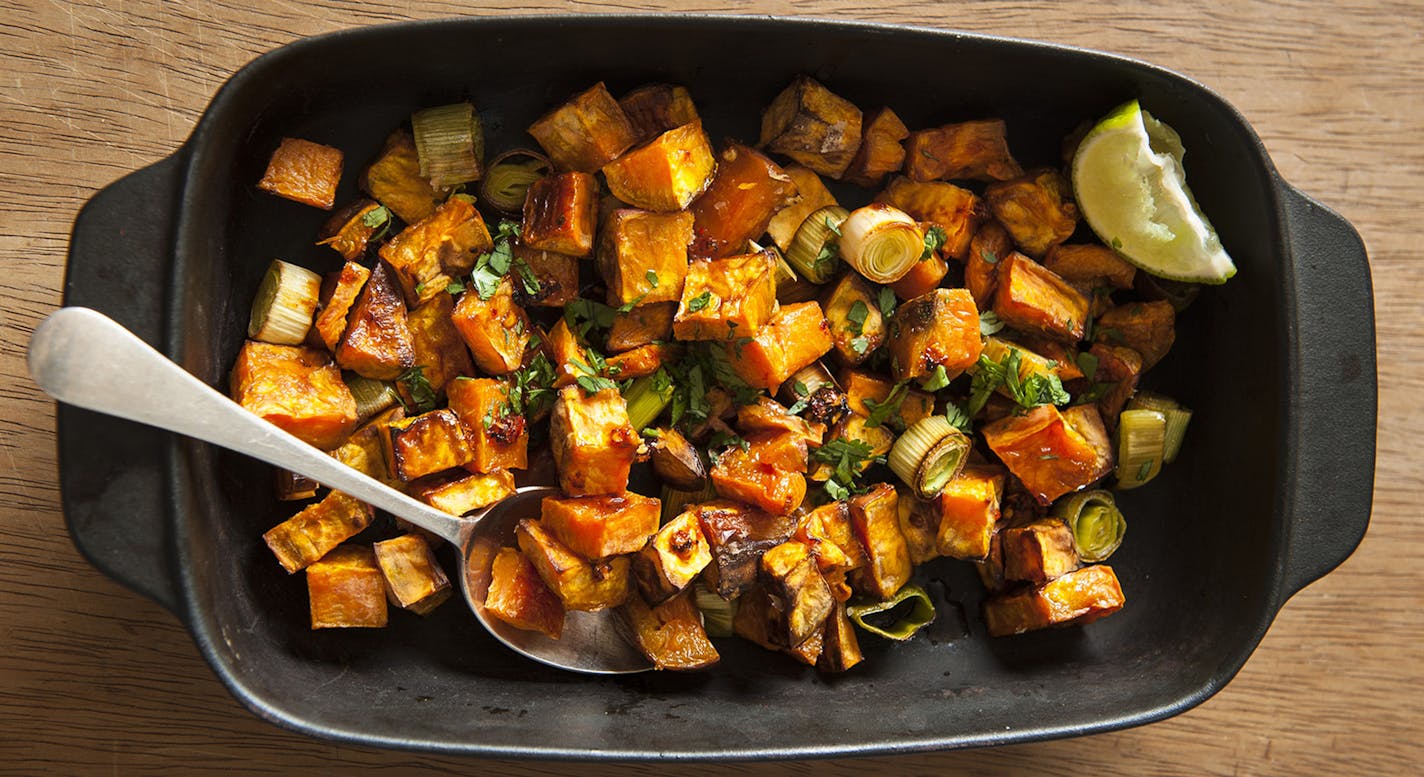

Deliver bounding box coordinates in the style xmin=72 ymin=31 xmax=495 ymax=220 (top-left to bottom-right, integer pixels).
xmin=54 ymin=155 xmax=186 ymax=616
xmin=1277 ymin=180 xmax=1376 ymax=603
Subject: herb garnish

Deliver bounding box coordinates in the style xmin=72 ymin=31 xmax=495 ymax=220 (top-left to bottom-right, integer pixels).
xmin=812 ymin=438 xmax=883 ymax=500
xmin=685 ymin=291 xmax=713 ymax=314
xmin=396 ymin=366 xmax=438 ymax=414
xmin=919 ymin=225 xmax=947 ymax=261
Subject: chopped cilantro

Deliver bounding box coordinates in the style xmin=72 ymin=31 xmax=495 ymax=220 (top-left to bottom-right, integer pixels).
xmin=919 ymin=225 xmax=947 ymax=261
xmin=979 ymin=310 xmax=1005 ymax=337
xmin=863 ymin=382 xmax=909 ymax=428
xmin=845 ymin=299 xmax=869 ymax=336
xmin=920 ymin=365 xmax=951 ymax=392
xmin=685 ymin=291 xmax=713 ymax=313
xmin=1076 ymin=351 xmax=1100 ymax=382
xmin=968 ymin=348 xmax=1071 ymax=415
xmin=646 ymin=269 xmax=660 ymax=288
xmin=360 ymin=205 xmax=391 ymax=228
xmin=811 ymin=437 xmax=883 ymax=498
xmin=576 ymin=374 xmax=620 ymax=394
xmin=877 ymin=286 xmax=898 ymax=319
xmin=396 ymin=366 xmax=438 ymax=414
xmin=944 ymin=402 xmax=973 ymax=434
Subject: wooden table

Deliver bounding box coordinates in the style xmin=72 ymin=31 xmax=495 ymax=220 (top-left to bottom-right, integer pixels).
xmin=2 ymin=1 xmax=1418 ymax=773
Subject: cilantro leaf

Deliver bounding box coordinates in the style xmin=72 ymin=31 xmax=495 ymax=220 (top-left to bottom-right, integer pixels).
xmin=576 ymin=374 xmax=620 ymax=394
xmin=645 ymin=269 xmax=660 ymax=288
xmin=944 ymin=402 xmax=973 ymax=434
xmin=396 ymin=366 xmax=438 ymax=414
xmin=920 ymin=365 xmax=951 ymax=392
xmin=919 ymin=225 xmax=947 ymax=261
xmin=979 ymin=310 xmax=1005 ymax=337
xmin=877 ymin=286 xmax=898 ymax=319
xmin=361 ymin=205 xmax=391 ymax=228
xmin=846 ymin=299 xmax=869 ymax=336
xmin=863 ymin=381 xmax=909 ymax=429
xmin=685 ymin=291 xmax=713 ymax=313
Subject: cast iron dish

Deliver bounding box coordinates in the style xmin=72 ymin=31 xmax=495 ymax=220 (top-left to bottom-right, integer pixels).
xmin=58 ymin=15 xmax=1375 ymax=759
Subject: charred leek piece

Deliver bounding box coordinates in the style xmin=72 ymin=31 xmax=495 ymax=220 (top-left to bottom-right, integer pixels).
xmin=888 ymin=416 xmax=971 ymax=499
xmin=411 ymin=102 xmax=484 ymax=188
xmin=660 ymin=481 xmax=717 ymax=524
xmin=839 ymin=203 xmax=924 ymax=284
xmin=248 ymin=259 xmax=321 ymax=345
xmin=623 ymin=373 xmax=675 ymax=431
xmin=345 ymin=374 xmax=400 ymax=421
xmin=480 ymin=148 xmax=551 ymax=216
xmin=785 ymin=205 xmax=849 ymax=284
xmin=694 ymin=582 xmax=736 ymax=638
xmin=1127 ymin=391 xmax=1192 ymax=464
xmin=1052 ymin=489 xmax=1126 ymax=562
xmin=1115 ymin=408 xmax=1167 ymax=489
xmin=847 ymin=584 xmax=936 ymax=641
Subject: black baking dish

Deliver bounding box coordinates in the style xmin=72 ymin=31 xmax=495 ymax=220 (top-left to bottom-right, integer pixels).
xmin=58 ymin=15 xmax=1375 ymax=759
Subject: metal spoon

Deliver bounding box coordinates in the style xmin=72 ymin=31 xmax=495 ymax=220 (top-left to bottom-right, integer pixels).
xmin=28 ymin=307 xmax=653 ymax=675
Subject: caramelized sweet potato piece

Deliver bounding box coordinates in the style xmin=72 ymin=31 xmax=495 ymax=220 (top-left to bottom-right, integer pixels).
xmin=732 ymin=585 xmax=783 ymax=650
xmin=274 ymin=469 xmax=319 ymax=502
xmin=603 ymin=121 xmax=716 ymax=212
xmin=516 ymin=519 xmax=631 ymax=611
xmin=876 ymin=176 xmax=983 ymax=261
xmin=759 ymin=75 xmax=863 ymax=179
xmin=982 ymin=404 xmax=1114 ymax=505
xmin=361 ymin=129 xmax=442 ymax=224
xmin=803 ymin=501 xmax=868 ymax=572
xmin=549 ymin=386 xmax=641 ymax=496
xmin=330 ymin=407 xmax=404 ymax=487
xmin=975 ymin=529 xmax=1007 ymax=593
xmin=598 ymin=208 xmax=692 ymax=307
xmin=794 ymin=506 xmax=858 ymax=580
xmin=890 ymin=251 xmax=950 ymax=300
xmin=485 ymin=546 xmax=565 ymax=638
xmin=760 ymin=540 xmax=835 ymax=647
xmin=306 ymin=545 xmax=387 ymax=628
xmin=766 ymin=165 xmax=839 ymax=252
xmin=513 ymin=245 xmax=580 ymax=308
xmin=847 ymin=484 xmax=911 ymax=599
xmin=264 ymin=490 xmax=374 ymax=573
xmin=985 ymin=168 xmax=1079 ymax=259
xmin=843 ymin=106 xmax=910 ymax=188
xmin=318 ymin=199 xmax=384 ymax=261
xmin=522 ymin=171 xmax=599 ymax=257
xmin=446 ymin=377 xmax=529 ymax=473
xmin=935 ymin=464 xmax=1005 ymax=561
xmin=541 ymin=492 xmax=661 ymax=560
xmin=544 ymin=316 xmax=589 ymax=388
xmin=231 ymin=341 xmax=358 ymax=450
xmin=385 ymin=408 xmax=475 ymax=482
xmin=1003 ymin=519 xmax=1080 ymax=584
xmin=903 ymin=119 xmax=1022 ymax=183
xmin=966 ymin=219 xmax=1012 ymax=308
xmin=1044 ymin=243 xmax=1137 ymax=290
xmin=672 ymin=250 xmax=778 ymax=340
xmin=313 ymin=261 xmax=370 ymax=352
xmin=838 ymin=368 xmax=934 ymax=430
xmin=727 ymin=301 xmax=835 ymax=390
xmin=1095 ymin=300 xmax=1176 ymax=370
xmin=633 ymin=510 xmax=713 ymax=604
xmin=823 ymin=274 xmax=885 ymax=365
xmin=817 ymin=600 xmax=864 ymax=672
xmin=992 ymin=252 xmax=1090 ymax=344
xmin=451 ymin=277 xmax=535 ymax=375
xmin=336 ymin=261 xmax=417 ymax=380
xmin=1087 ymin=342 xmax=1144 ymax=425
xmin=688 ymin=142 xmax=796 ymax=260
xmin=528 ymin=82 xmax=639 ymax=173
xmin=258 ymin=137 xmax=343 ymax=209
xmin=606 ymin=302 xmax=676 ymax=352
xmin=710 ymin=435 xmax=808 ymax=515
xmin=736 ymin=396 xmax=826 ymax=448
xmin=404 ymin=293 xmax=475 ymax=397
xmin=896 ymin=490 xmax=940 ymax=564
xmin=983 ymin=564 xmax=1125 ymax=636
xmin=619 ymin=83 xmax=700 ymax=144
xmin=411 ymin=468 xmax=515 ymax=515
xmin=373 ymin=533 xmax=452 ymax=615
xmin=604 ymin=342 xmax=672 ymax=380
xmin=886 ymin=288 xmax=983 ymax=382
xmin=385 ymin=198 xmax=494 ymax=307
xmin=694 ymin=500 xmax=797 ymax=600
xmin=618 ymin=589 xmax=720 ymax=670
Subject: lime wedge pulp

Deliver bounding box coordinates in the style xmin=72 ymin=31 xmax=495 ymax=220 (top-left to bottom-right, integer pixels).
xmin=1071 ymin=100 xmax=1237 ymax=284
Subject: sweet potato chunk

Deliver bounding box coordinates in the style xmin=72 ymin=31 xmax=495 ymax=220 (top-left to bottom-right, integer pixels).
xmin=411 ymin=468 xmax=515 ymax=515
xmin=843 ymin=106 xmax=910 ymax=188
xmin=307 ymin=545 xmax=387 ymax=628
xmin=992 ymin=252 xmax=1090 ymax=344
xmin=1095 ymin=300 xmax=1176 ymax=370
xmin=385 ymin=408 xmax=475 ymax=482
xmin=528 ymin=82 xmax=639 ymax=173
xmin=361 ymin=129 xmax=442 ymax=225
xmin=672 ymin=250 xmax=777 ymax=340
xmin=982 ymin=404 xmax=1114 ymax=505
xmin=1044 ymin=243 xmax=1137 ymax=290
xmin=313 ymin=261 xmax=370 ymax=352
xmin=404 ymin=293 xmax=474 ymax=397
xmin=373 ymin=533 xmax=452 ymax=615
xmin=710 ymin=434 xmax=808 ymax=516
xmin=451 ymin=277 xmax=535 ymax=375
xmin=838 ymin=368 xmax=933 ymax=429
xmin=890 ymin=251 xmax=949 ymax=301
xmin=1087 ymin=342 xmax=1144 ymax=424
xmin=760 ymin=540 xmax=835 ymax=647
xmin=818 ymin=600 xmax=864 ymax=672
xmin=522 ymin=171 xmax=599 ymax=257
xmin=935 ymin=464 xmax=1005 ymax=560
xmin=318 ymin=199 xmax=384 ymax=261
xmin=264 ymin=490 xmax=374 ymax=573
xmin=695 ymin=500 xmax=797 ymax=600
xmin=1003 ymin=519 xmax=1080 ymax=584
xmin=737 ymin=396 xmax=826 ymax=448
xmin=619 ymin=590 xmax=720 ymax=670
xmin=633 ymin=510 xmax=713 ymax=604
xmin=598 ymin=208 xmax=693 ymax=308
xmin=903 ymin=119 xmax=1022 ymax=183
xmin=335 ymin=261 xmax=417 ymax=380
xmin=876 ymin=176 xmax=983 ymax=261
xmin=541 ymin=492 xmax=661 ymax=560
xmin=985 ymin=168 xmax=1079 ymax=259
xmin=619 ymin=83 xmax=700 ymax=144
xmin=485 ymin=546 xmax=565 ymax=639
xmin=847 ymin=484 xmax=911 ymax=599
xmin=803 ymin=501 xmax=868 ymax=572
xmin=390 ymin=199 xmax=494 ymax=306
xmin=330 ymin=407 xmax=404 ymax=487
xmin=603 ymin=121 xmax=716 ymax=212
xmin=886 ymin=288 xmax=983 ymax=382
xmin=605 ymin=302 xmax=675 ymax=353
xmin=897 ymin=490 xmax=940 ymax=564
xmin=544 ymin=316 xmax=589 ymax=388
xmin=766 ymin=165 xmax=839 ymax=252
xmin=231 ymin=341 xmax=358 ymax=450
xmin=984 ymin=564 xmax=1125 ymax=636
xmin=446 ymin=377 xmax=529 ymax=473
xmin=549 ymin=386 xmax=641 ymax=496
xmin=258 ymin=137 xmax=343 ymax=209
xmin=688 ymin=142 xmax=796 ymax=260
xmin=513 ymin=245 xmax=580 ymax=308
xmin=759 ymin=75 xmax=863 ymax=179
xmin=516 ymin=519 xmax=631 ymax=611
xmin=727 ymin=301 xmax=834 ymax=390
xmin=823 ymin=274 xmax=885 ymax=365
xmin=966 ymin=219 xmax=1012 ymax=308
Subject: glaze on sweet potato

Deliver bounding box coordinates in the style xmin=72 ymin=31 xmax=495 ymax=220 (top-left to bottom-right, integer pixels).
xmin=759 ymin=75 xmax=863 ymax=179
xmin=450 ymin=277 xmax=535 ymax=375
xmin=886 ymin=288 xmax=983 ymax=382
xmin=619 ymin=589 xmax=720 ymax=670
xmin=541 ymin=492 xmax=661 ymax=560
xmin=516 ymin=519 xmax=631 ymax=611
xmin=231 ymin=341 xmax=358 ymax=450
xmin=843 ymin=106 xmax=910 ymax=189
xmin=672 ymin=250 xmax=778 ymax=340
xmin=619 ymin=83 xmax=700 ymax=144
xmin=903 ymin=119 xmax=1022 ymax=183
xmin=373 ymin=533 xmax=452 ymax=615
xmin=598 ymin=208 xmax=693 ymax=308
xmin=603 ymin=121 xmax=716 ymax=212
xmin=992 ymin=252 xmax=1090 ymax=344
xmin=335 ymin=261 xmax=417 ymax=380
xmin=522 ymin=171 xmax=599 ymax=257
xmin=306 ymin=545 xmax=387 ymax=628
xmin=258 ymin=137 xmax=343 ymax=209
xmin=984 ymin=168 xmax=1079 ymax=259
xmin=688 ymin=142 xmax=796 ymax=260
xmin=485 ymin=546 xmax=566 ymax=639
xmin=727 ymin=301 xmax=835 ymax=390
xmin=983 ymin=564 xmax=1124 ymax=636
xmin=446 ymin=377 xmax=529 ymax=473
xmin=527 ymin=82 xmax=639 ymax=173
xmin=385 ymin=408 xmax=475 ymax=482
xmin=264 ymin=490 xmax=374 ymax=574
xmin=981 ymin=404 xmax=1114 ymax=505
xmin=313 ymin=261 xmax=370 ymax=352
xmin=549 ymin=386 xmax=641 ymax=496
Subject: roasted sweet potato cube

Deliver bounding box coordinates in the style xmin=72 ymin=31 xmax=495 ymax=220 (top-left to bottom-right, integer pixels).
xmin=710 ymin=436 xmax=807 ymax=515
xmin=372 ymin=533 xmax=452 ymax=615
xmin=446 ymin=377 xmax=529 ymax=473
xmin=794 ymin=505 xmax=859 ymax=576
xmin=935 ymin=464 xmax=1005 ymax=561
xmin=549 ymin=386 xmax=641 ymax=496
xmin=598 ymin=208 xmax=692 ymax=307
xmin=633 ymin=510 xmax=713 ymax=603
xmin=1095 ymin=300 xmax=1176 ymax=370
xmin=847 ymin=484 xmax=912 ymax=599
xmin=843 ymin=106 xmax=910 ymax=189
xmin=258 ymin=137 xmax=343 ymax=209
xmin=603 ymin=121 xmax=716 ymax=212
xmin=890 ymin=251 xmax=950 ymax=301
xmin=818 ymin=600 xmax=865 ymax=672
xmin=759 ymin=75 xmax=863 ymax=179
xmin=1003 ymin=519 xmax=1081 ymax=584
xmin=672 ymin=250 xmax=777 ymax=340
xmin=975 ymin=336 xmax=1079 ymax=402
xmin=731 ymin=585 xmax=783 ymax=650
xmin=412 ymin=468 xmax=515 ymax=515
xmin=966 ymin=219 xmax=1012 ymax=308
xmin=385 ymin=408 xmax=474 ymax=482
xmin=313 ymin=261 xmax=370 ymax=352
xmin=485 ymin=546 xmax=565 ymax=639
xmin=695 ymin=500 xmax=797 ymax=600
xmin=618 ymin=590 xmax=720 ymax=670
xmin=274 ymin=469 xmax=319 ymax=502
xmin=605 ymin=342 xmax=672 ymax=380
xmin=318 ymin=199 xmax=384 ymax=261
xmin=307 ymin=545 xmax=387 ymax=628
xmin=736 ymin=396 xmax=826 ymax=448
xmin=804 ymin=501 xmax=868 ymax=572
xmin=983 ymin=564 xmax=1125 ymax=637
xmin=606 ymin=302 xmax=676 ymax=352
xmin=513 ymin=245 xmax=580 ymax=307
xmin=451 ymin=277 xmax=535 ymax=375
xmin=264 ymin=490 xmax=374 ymax=573
xmin=1044 ymin=243 xmax=1136 ymax=290
xmin=886 ymin=288 xmax=984 ymax=382
xmin=727 ymin=301 xmax=834 ymax=390
xmin=231 ymin=341 xmax=358 ymax=450
xmin=903 ymin=119 xmax=1022 ymax=183
xmin=688 ymin=142 xmax=796 ymax=260
xmin=542 ymin=492 xmax=661 ymax=560
xmin=982 ymin=404 xmax=1114 ymax=505
xmin=766 ymin=165 xmax=839 ymax=252
xmin=975 ymin=529 xmax=1007 ymax=593
xmin=516 ymin=519 xmax=631 ymax=611
xmin=335 ymin=261 xmax=417 ymax=380
xmin=528 ymin=82 xmax=639 ymax=173
xmin=809 ymin=415 xmax=894 ymax=483
xmin=404 ymin=293 xmax=475 ymax=398
xmin=838 ymin=368 xmax=933 ymax=430
xmin=619 ymin=83 xmax=700 ymax=144
xmin=522 ymin=171 xmax=599 ymax=257
xmin=784 ymin=626 xmax=824 ymax=666
xmin=330 ymin=407 xmax=404 ymax=486
xmin=993 ymin=252 xmax=1090 ymax=344
xmin=897 ymin=490 xmax=940 ymax=564
xmin=543 ymin=316 xmax=589 ymax=388
xmin=390 ymin=199 xmax=494 ymax=306
xmin=361 ymin=130 xmax=443 ymax=224
xmin=876 ymin=176 xmax=983 ymax=261
xmin=823 ymin=274 xmax=885 ymax=365
xmin=985 ymin=168 xmax=1079 ymax=259
xmin=1087 ymin=342 xmax=1144 ymax=424
xmin=760 ymin=540 xmax=835 ymax=647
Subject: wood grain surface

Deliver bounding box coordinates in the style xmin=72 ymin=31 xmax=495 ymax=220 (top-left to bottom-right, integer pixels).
xmin=2 ymin=1 xmax=1419 ymax=774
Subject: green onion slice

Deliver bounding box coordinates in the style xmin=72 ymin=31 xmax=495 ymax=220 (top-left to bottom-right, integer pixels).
xmin=1051 ymin=489 xmax=1126 ymax=562
xmin=847 ymin=584 xmax=936 ymax=641
xmin=411 ymin=101 xmax=484 ymax=188
xmin=887 ymin=416 xmax=971 ymax=499
xmin=479 ymin=148 xmax=551 ymax=216
xmin=784 ymin=205 xmax=849 ymax=284
xmin=838 ymin=203 xmax=925 ymax=284
xmin=1114 ymin=408 xmax=1167 ymax=489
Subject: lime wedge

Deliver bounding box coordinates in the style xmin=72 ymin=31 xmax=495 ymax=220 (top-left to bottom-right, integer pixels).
xmin=1071 ymin=100 xmax=1237 ymax=284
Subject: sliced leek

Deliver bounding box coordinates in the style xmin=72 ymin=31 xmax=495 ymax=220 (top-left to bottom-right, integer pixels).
xmin=622 ymin=373 xmax=674 ymax=431
xmin=479 ymin=148 xmax=550 ymax=216
xmin=1114 ymin=408 xmax=1166 ymax=489
xmin=1051 ymin=489 xmax=1126 ymax=562
xmin=1127 ymin=391 xmax=1192 ymax=463
xmin=411 ymin=101 xmax=484 ymax=188
xmin=248 ymin=259 xmax=321 ymax=345
xmin=784 ymin=205 xmax=849 ymax=284
xmin=887 ymin=416 xmax=971 ymax=499
xmin=693 ymin=582 xmax=737 ymax=638
xmin=838 ymin=203 xmax=924 ymax=284
xmin=345 ymin=374 xmax=400 ymax=421
xmin=847 ymin=584 xmax=936 ymax=641
xmin=660 ymin=481 xmax=717 ymax=525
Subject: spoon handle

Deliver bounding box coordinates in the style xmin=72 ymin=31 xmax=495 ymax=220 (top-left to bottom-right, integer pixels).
xmin=28 ymin=307 xmax=466 ymax=546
